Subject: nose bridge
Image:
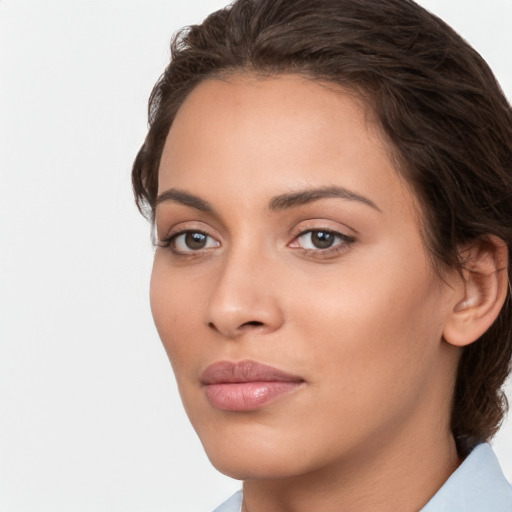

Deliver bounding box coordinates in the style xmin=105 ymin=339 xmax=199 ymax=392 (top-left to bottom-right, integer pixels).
xmin=206 ymin=237 xmax=283 ymax=337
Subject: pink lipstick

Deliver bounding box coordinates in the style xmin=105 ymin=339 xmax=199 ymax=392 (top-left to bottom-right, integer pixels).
xmin=201 ymin=360 xmax=304 ymax=411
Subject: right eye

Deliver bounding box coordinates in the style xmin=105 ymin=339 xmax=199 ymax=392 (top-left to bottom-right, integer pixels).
xmin=160 ymin=230 xmax=220 ymax=254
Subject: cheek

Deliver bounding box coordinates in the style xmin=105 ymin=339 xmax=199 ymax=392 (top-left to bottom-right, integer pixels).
xmin=290 ymin=251 xmax=446 ymax=403
xmin=149 ymin=256 xmax=205 ymax=370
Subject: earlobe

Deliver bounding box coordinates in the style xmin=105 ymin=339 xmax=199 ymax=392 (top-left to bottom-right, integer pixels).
xmin=443 ymin=236 xmax=509 ymax=348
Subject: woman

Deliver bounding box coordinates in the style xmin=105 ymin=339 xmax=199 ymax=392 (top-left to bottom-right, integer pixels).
xmin=132 ymin=0 xmax=512 ymax=510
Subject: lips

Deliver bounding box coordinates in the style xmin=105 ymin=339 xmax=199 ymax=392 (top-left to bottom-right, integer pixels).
xmin=201 ymin=360 xmax=304 ymax=411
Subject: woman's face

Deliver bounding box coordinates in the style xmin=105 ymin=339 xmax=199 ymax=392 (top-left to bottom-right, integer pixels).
xmin=151 ymin=74 xmax=460 ymax=479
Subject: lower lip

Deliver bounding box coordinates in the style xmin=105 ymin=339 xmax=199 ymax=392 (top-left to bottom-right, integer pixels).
xmin=204 ymin=381 xmax=303 ymax=411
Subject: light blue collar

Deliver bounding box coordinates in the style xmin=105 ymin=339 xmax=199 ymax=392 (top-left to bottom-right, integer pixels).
xmin=213 ymin=489 xmax=243 ymax=512
xmin=421 ymin=443 xmax=512 ymax=511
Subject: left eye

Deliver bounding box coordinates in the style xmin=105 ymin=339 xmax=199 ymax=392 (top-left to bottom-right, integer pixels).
xmin=294 ymin=230 xmax=348 ymax=250
xmin=171 ymin=231 xmax=220 ymax=252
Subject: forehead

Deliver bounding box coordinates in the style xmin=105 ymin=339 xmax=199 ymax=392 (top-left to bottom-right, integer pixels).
xmin=158 ymin=73 xmax=416 ymax=219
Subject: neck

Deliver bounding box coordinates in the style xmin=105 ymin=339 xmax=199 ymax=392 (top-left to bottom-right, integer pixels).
xmin=242 ymin=421 xmax=461 ymax=512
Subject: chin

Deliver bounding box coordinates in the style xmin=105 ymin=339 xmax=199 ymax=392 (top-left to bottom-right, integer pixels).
xmin=205 ymin=446 xmax=303 ymax=480
xmin=198 ymin=421 xmax=355 ymax=483
xmin=195 ymin=422 xmax=312 ymax=480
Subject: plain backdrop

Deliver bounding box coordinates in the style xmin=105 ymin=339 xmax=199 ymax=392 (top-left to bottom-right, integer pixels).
xmin=1 ymin=1 xmax=511 ymax=511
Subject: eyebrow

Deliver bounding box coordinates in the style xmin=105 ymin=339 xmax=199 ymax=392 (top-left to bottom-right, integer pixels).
xmin=155 ymin=185 xmax=381 ymax=214
xmin=269 ymin=186 xmax=381 ymax=212
xmin=155 ymin=189 xmax=213 ymax=212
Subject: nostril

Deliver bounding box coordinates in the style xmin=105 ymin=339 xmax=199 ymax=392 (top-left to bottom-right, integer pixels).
xmin=242 ymin=321 xmax=264 ymax=327
xmin=207 ymin=319 xmax=264 ymax=334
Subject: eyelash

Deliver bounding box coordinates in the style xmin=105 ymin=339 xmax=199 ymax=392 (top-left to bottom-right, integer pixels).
xmin=289 ymin=228 xmax=356 ymax=258
xmin=158 ymin=229 xmax=217 ymax=253
xmin=158 ymin=228 xmax=356 ymax=258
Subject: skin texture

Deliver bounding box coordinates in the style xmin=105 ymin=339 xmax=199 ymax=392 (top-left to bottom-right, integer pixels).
xmin=151 ymin=74 xmax=474 ymax=512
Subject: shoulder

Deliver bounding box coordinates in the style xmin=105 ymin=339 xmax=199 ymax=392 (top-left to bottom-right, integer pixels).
xmin=421 ymin=443 xmax=512 ymax=512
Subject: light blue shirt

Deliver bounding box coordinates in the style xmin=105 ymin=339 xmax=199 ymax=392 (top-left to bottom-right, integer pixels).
xmin=213 ymin=444 xmax=512 ymax=512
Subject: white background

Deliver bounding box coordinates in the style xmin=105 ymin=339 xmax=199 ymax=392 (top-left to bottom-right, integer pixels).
xmin=1 ymin=1 xmax=511 ymax=511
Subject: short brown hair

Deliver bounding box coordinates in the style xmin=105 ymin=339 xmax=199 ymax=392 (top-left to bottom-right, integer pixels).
xmin=132 ymin=0 xmax=512 ymax=450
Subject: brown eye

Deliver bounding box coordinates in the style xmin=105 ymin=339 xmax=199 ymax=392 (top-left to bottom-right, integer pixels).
xmin=297 ymin=230 xmax=340 ymax=250
xmin=310 ymin=231 xmax=337 ymax=249
xmin=170 ymin=231 xmax=220 ymax=253
xmin=290 ymin=229 xmax=356 ymax=255
xmin=184 ymin=232 xmax=207 ymax=249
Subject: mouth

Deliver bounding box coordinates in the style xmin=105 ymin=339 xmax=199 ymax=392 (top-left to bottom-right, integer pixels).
xmin=200 ymin=360 xmax=305 ymax=411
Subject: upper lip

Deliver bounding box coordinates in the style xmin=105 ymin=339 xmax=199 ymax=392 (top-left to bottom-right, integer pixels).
xmin=201 ymin=360 xmax=304 ymax=385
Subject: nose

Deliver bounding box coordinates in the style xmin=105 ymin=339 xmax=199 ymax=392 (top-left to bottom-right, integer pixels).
xmin=205 ymin=248 xmax=285 ymax=339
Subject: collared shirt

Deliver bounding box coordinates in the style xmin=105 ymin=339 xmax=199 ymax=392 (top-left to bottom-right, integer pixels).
xmin=212 ymin=444 xmax=512 ymax=512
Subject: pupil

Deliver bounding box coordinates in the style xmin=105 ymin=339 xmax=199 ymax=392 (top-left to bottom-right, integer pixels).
xmin=185 ymin=232 xmax=207 ymax=249
xmin=312 ymin=231 xmax=334 ymax=249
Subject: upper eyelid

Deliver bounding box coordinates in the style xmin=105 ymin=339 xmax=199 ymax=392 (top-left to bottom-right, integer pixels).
xmin=290 ymin=221 xmax=356 ymax=239
xmin=293 ymin=226 xmax=347 ymax=236
xmin=154 ymin=205 xmax=220 ymax=239
xmin=158 ymin=221 xmax=220 ymax=239
xmin=290 ymin=228 xmax=355 ymax=245
xmin=168 ymin=226 xmax=211 ymax=237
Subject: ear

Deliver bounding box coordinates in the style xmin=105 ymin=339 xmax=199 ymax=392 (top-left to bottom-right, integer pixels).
xmin=443 ymin=235 xmax=509 ymax=347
